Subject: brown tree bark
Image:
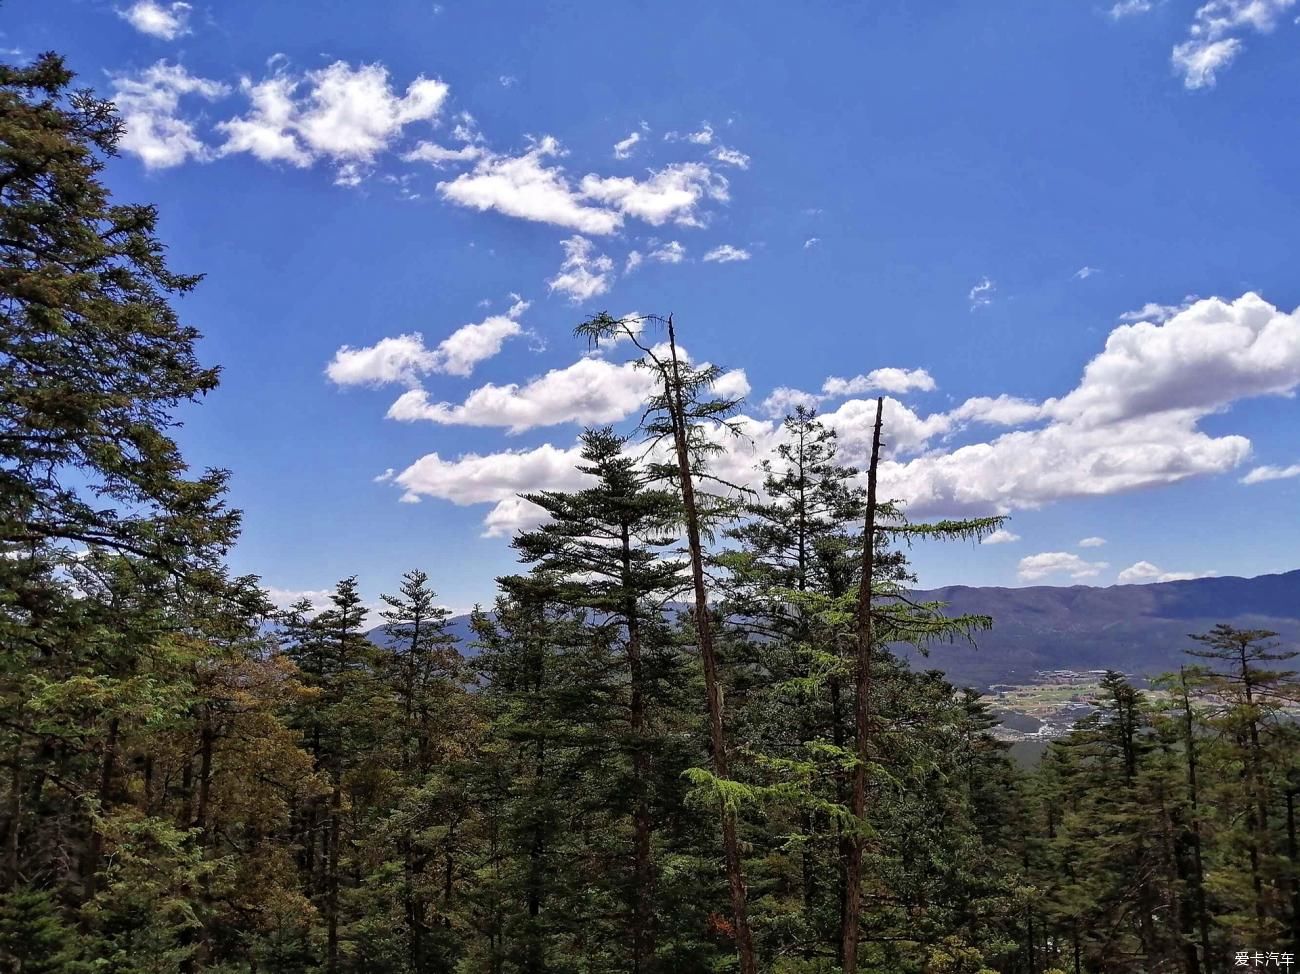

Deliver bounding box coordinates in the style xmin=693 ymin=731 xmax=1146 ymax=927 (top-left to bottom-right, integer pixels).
xmin=664 ymin=318 xmax=757 ymax=974
xmin=841 ymin=396 xmax=883 ymax=974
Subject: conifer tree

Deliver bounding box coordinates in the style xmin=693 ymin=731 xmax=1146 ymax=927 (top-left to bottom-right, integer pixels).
xmin=575 ymin=313 xmax=759 ymax=974
xmin=512 ymin=426 xmax=687 ymax=971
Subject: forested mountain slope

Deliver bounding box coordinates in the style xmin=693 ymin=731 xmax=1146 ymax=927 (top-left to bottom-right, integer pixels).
xmin=375 ymin=569 xmax=1300 ymax=688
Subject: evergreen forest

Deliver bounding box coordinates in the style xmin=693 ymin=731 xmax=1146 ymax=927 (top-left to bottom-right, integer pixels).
xmin=2 ymin=54 xmax=1298 ymax=974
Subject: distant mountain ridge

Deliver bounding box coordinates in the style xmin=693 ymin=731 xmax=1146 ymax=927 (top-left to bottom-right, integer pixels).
xmin=368 ymin=570 xmax=1300 ymax=690
xmin=896 ymin=569 xmax=1300 ymax=687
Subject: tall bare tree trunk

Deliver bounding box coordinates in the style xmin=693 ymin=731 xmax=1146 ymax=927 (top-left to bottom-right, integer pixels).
xmin=664 ymin=318 xmax=757 ymax=974
xmin=841 ymin=396 xmax=883 ymax=974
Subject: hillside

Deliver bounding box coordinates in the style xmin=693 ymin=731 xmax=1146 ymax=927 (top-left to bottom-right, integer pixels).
xmin=370 ymin=569 xmax=1300 ymax=690
xmin=900 ymin=568 xmax=1300 ymax=687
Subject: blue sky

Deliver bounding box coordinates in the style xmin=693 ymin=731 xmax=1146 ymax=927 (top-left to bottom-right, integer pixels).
xmin=9 ymin=0 xmax=1300 ymax=611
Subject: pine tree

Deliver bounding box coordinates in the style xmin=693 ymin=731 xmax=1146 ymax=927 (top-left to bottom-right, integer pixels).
xmin=575 ymin=313 xmax=759 ymax=974
xmin=512 ymin=426 xmax=687 ymax=972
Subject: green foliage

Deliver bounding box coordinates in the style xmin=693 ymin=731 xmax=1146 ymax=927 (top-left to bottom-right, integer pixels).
xmin=6 ymin=50 xmax=1299 ymax=974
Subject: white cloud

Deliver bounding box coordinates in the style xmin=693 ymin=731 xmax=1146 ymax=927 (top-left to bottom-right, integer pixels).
xmin=1074 ymin=266 xmax=1101 ymax=279
xmin=712 ymin=369 xmax=752 ymax=400
xmin=438 ymin=137 xmax=622 ymax=234
xmin=499 ymin=74 xmax=518 ymax=87
xmin=982 ymin=528 xmax=1021 ymax=545
xmin=111 ymin=61 xmax=229 ymax=169
xmin=402 ymin=141 xmax=484 ymax=166
xmin=265 ymin=586 xmax=335 ymax=612
xmin=761 ymin=387 xmax=823 ymax=418
xmin=1117 ymin=561 xmax=1213 ymax=584
xmin=804 ymin=237 xmax=821 ymax=249
xmin=391 ymin=443 xmax=590 ymax=535
xmin=363 ymin=290 xmax=1299 ymax=537
xmin=1043 ymin=293 xmax=1300 ymax=428
xmin=687 ymin=123 xmax=714 ymax=145
xmin=703 ymin=244 xmax=750 ymax=263
xmin=1018 ymin=552 xmax=1109 ymax=582
xmin=1172 ymin=37 xmax=1243 ymax=88
xmin=387 ymin=356 xmax=656 ymax=433
xmin=613 ymin=131 xmax=641 ymax=159
xmin=580 ymin=163 xmax=729 ymax=227
xmin=822 ymin=367 xmax=936 ymax=398
xmin=969 ymin=277 xmax=995 ymax=310
xmin=1171 ymin=0 xmax=1295 ymax=89
xmin=118 ymin=0 xmax=192 ymax=39
xmin=218 ymin=61 xmax=449 ymax=183
xmin=434 ymin=300 xmax=530 ymax=376
xmin=946 ymin=395 xmax=1044 ymax=427
xmin=327 ymin=298 xmax=528 ymax=386
xmin=710 ymin=145 xmax=750 ymax=169
xmin=547 ymin=235 xmax=615 ymax=303
xmin=649 ymin=240 xmax=686 ymax=263
xmin=328 ymin=334 xmax=437 ymax=388
xmin=1118 ymin=297 xmax=1197 ymax=323
xmin=624 ymin=250 xmax=644 ymax=273
xmin=1241 ymin=463 xmax=1300 ymax=484
xmin=666 ymin=122 xmax=714 ymax=145
xmin=820 ymin=396 xmax=954 ymax=461
xmin=881 ymin=410 xmax=1250 ymax=516
xmin=440 ymin=142 xmax=728 ymax=234
xmin=1078 ymin=536 xmax=1107 ymax=547
xmin=1108 ymin=0 xmax=1152 ymax=18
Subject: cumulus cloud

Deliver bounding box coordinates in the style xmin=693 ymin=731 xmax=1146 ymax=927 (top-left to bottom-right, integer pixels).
xmin=1117 ymin=561 xmax=1213 ymax=584
xmin=386 ymin=357 xmax=657 ymax=433
xmin=760 ymin=387 xmax=823 ymax=418
xmin=440 ymin=141 xmax=728 ymax=233
xmin=982 ymin=528 xmax=1021 ymax=545
xmin=547 ymin=235 xmax=615 ymax=303
xmin=118 ymin=0 xmax=192 ymax=39
xmin=822 ymin=367 xmax=936 ymax=398
xmin=362 ymin=291 xmax=1300 ymax=536
xmin=391 ymin=443 xmax=590 ymax=536
xmin=216 ymin=61 xmax=449 ymax=184
xmin=1078 ymin=536 xmax=1107 ymax=548
xmin=760 ymin=368 xmax=935 ymax=418
xmin=1074 ymin=266 xmax=1101 ymax=279
xmin=1171 ymin=0 xmax=1295 ymax=89
xmin=1043 ymin=293 xmax=1300 ymax=427
xmin=327 ymin=298 xmax=528 ymax=386
xmin=711 ymin=369 xmax=752 ymax=401
xmin=969 ymin=277 xmax=995 ymax=310
xmin=438 ymin=137 xmax=621 ymax=234
xmin=1240 ymin=463 xmax=1300 ymax=484
xmin=703 ymin=244 xmax=750 ymax=263
xmin=110 ymin=61 xmax=230 ymax=169
xmin=580 ymin=163 xmax=729 ymax=227
xmin=1018 ymin=552 xmax=1110 ymax=582
xmin=946 ymin=395 xmax=1044 ymax=427
xmin=804 ymin=237 xmax=821 ymax=249
xmin=880 ymin=410 xmax=1249 ymax=516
